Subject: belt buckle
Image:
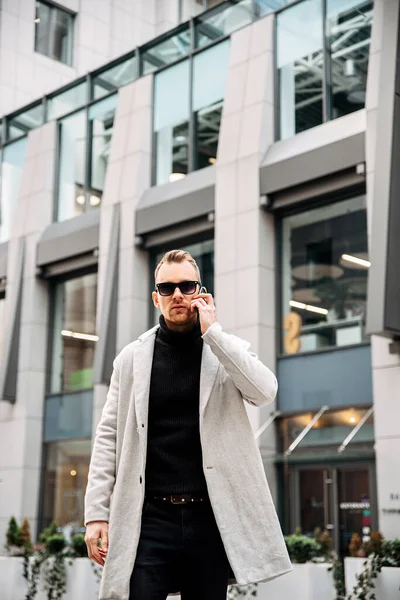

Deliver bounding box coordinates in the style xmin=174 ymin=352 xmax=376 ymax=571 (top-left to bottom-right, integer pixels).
xmin=171 ymin=495 xmax=187 ymax=504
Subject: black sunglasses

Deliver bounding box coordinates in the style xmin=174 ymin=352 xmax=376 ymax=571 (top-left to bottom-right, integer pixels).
xmin=155 ymin=280 xmax=201 ymax=296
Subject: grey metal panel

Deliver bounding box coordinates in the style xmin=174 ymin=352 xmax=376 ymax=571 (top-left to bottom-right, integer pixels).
xmin=261 ymin=131 xmax=365 ymax=195
xmin=366 ymin=1 xmax=400 ymax=336
xmin=277 ymin=345 xmax=373 ymax=413
xmin=44 ymin=391 xmax=93 ymax=442
xmin=93 ymin=204 xmax=119 ymax=385
xmin=0 ymin=238 xmax=24 ymax=403
xmin=143 ymin=215 xmax=214 ymax=248
xmin=0 ymin=242 xmax=8 ymax=280
xmin=136 ymin=165 xmax=215 ymax=236
xmin=37 ymin=210 xmax=100 ymax=267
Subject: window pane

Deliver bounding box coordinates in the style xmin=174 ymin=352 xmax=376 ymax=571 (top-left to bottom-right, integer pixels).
xmin=277 ymin=0 xmax=323 ymax=139
xmin=254 ymin=0 xmax=293 ymax=16
xmin=154 ymin=60 xmax=190 ymax=184
xmin=57 ymin=110 xmax=86 ymax=222
xmin=50 ymin=273 xmax=98 ymax=394
xmin=35 ymin=1 xmax=51 ymax=57
xmin=41 ymin=439 xmax=91 ymax=531
xmin=141 ymin=27 xmax=191 ymax=75
xmin=8 ymin=103 xmax=44 ymax=141
xmin=193 ymin=41 xmax=230 ymax=169
xmin=93 ymin=56 xmax=137 ymax=100
xmin=49 ymin=4 xmax=74 ymax=65
xmin=48 ymin=82 xmax=87 ymax=120
xmin=281 ymin=196 xmax=369 ymax=355
xmin=88 ymin=95 xmax=117 ymax=207
xmin=195 ymin=0 xmax=253 ymax=49
xmin=152 ymin=239 xmax=214 ymax=325
xmin=326 ymin=1 xmax=373 ymax=119
xmin=0 ymin=138 xmax=28 ymax=243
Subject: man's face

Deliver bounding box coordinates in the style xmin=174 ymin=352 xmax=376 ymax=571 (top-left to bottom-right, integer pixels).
xmin=152 ymin=260 xmax=200 ymax=331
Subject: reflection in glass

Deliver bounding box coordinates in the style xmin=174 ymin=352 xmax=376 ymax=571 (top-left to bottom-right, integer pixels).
xmin=281 ymin=196 xmax=368 ymax=354
xmin=154 ymin=60 xmax=190 ymax=184
xmin=51 ymin=273 xmax=98 ymax=394
xmin=8 ymin=104 xmax=44 ymax=141
xmin=93 ymin=56 xmax=137 ymax=100
xmin=153 ymin=239 xmax=214 ymax=325
xmin=326 ymin=1 xmax=373 ymax=119
xmin=195 ymin=0 xmax=252 ymax=48
xmin=48 ymin=83 xmax=87 ymax=121
xmin=57 ymin=110 xmax=86 ymax=222
xmin=0 ymin=138 xmax=28 ymax=243
xmin=88 ymin=95 xmax=117 ymax=207
xmin=193 ymin=41 xmax=230 ymax=169
xmin=35 ymin=0 xmax=74 ymax=66
xmin=41 ymin=439 xmax=91 ymax=531
xmin=277 ymin=0 xmax=324 ymax=139
xmin=141 ymin=27 xmax=191 ymax=75
xmin=254 ymin=0 xmax=292 ymax=17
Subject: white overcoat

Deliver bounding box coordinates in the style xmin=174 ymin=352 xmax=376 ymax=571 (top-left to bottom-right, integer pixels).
xmin=85 ymin=322 xmax=292 ymax=599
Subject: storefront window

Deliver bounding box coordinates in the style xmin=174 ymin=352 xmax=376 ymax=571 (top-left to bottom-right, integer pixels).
xmin=326 ymin=0 xmax=373 ymax=120
xmin=154 ymin=60 xmax=190 ymax=185
xmin=48 ymin=82 xmax=87 ymax=121
xmin=281 ymin=195 xmax=369 ymax=354
xmin=193 ymin=40 xmax=230 ymax=169
xmin=57 ymin=110 xmax=86 ymax=222
xmin=88 ymin=95 xmax=117 ymax=208
xmin=152 ymin=239 xmax=214 ymax=325
xmin=0 ymin=138 xmax=28 ymax=243
xmin=41 ymin=439 xmax=91 ymax=531
xmin=50 ymin=273 xmax=98 ymax=394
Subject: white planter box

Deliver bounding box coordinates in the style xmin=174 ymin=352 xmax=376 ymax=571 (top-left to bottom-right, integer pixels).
xmin=0 ymin=556 xmax=100 ymax=600
xmin=257 ymin=563 xmax=335 ymax=600
xmin=345 ymin=557 xmax=400 ymax=599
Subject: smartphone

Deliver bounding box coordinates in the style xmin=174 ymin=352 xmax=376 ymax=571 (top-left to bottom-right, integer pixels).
xmin=195 ymin=286 xmax=207 ymax=315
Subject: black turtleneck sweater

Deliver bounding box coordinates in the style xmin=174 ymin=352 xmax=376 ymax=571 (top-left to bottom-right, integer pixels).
xmin=144 ymin=315 xmax=208 ymax=495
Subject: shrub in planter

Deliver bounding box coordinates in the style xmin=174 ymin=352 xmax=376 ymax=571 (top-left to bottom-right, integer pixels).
xmin=20 ymin=518 xmax=33 ymax=551
xmin=46 ymin=534 xmax=67 ymax=555
xmin=284 ymin=531 xmax=324 ymax=563
xmin=71 ymin=534 xmax=88 ymax=558
xmin=380 ymin=539 xmax=400 ymax=567
xmin=39 ymin=521 xmax=58 ymax=544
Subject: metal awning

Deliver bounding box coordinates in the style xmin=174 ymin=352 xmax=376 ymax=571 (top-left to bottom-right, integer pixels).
xmin=284 ymin=405 xmax=329 ymax=456
xmin=338 ymin=406 xmax=374 ymax=453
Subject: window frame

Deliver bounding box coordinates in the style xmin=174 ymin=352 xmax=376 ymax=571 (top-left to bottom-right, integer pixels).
xmin=35 ymin=0 xmax=75 ymax=67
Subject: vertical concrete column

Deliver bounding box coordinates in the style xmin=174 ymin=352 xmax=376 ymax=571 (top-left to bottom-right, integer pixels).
xmin=0 ymin=122 xmax=56 ymax=542
xmin=215 ymin=17 xmax=277 ymax=496
xmin=92 ymin=76 xmax=153 ymax=432
xmin=365 ymin=0 xmax=400 ymax=537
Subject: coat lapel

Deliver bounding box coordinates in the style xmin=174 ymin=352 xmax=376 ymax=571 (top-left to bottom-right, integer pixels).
xmin=133 ymin=330 xmax=157 ymax=438
xmin=199 ymin=341 xmax=220 ymax=416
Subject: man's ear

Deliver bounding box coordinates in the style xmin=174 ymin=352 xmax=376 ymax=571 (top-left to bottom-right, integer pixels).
xmin=152 ymin=291 xmax=159 ymax=309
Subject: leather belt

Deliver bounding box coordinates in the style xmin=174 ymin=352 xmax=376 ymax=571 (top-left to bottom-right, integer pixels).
xmin=146 ymin=493 xmax=208 ymax=504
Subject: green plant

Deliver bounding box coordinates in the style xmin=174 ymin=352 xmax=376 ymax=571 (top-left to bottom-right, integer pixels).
xmin=46 ymin=534 xmax=67 ymax=555
xmin=349 ymin=554 xmax=383 ymax=600
xmin=227 ymin=583 xmax=258 ymax=598
xmin=379 ymin=539 xmax=400 ymax=567
xmin=284 ymin=532 xmax=324 ymax=563
xmin=20 ymin=518 xmax=33 ymax=551
xmin=71 ymin=534 xmax=87 ymax=558
xmin=328 ymin=558 xmax=346 ymax=600
xmin=23 ymin=548 xmax=46 ymax=600
xmin=6 ymin=516 xmax=21 ymax=547
xmin=39 ymin=522 xmax=58 ymax=544
xmin=42 ymin=552 xmax=67 ymax=600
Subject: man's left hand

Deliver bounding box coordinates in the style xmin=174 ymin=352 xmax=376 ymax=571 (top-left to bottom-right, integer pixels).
xmin=191 ymin=293 xmax=217 ymax=335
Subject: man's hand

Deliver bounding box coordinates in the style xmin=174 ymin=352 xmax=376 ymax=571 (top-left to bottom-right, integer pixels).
xmin=85 ymin=521 xmax=108 ymax=566
xmin=191 ymin=293 xmax=217 ymax=335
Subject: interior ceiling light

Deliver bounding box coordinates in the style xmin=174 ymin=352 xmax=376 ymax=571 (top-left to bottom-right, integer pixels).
xmin=70 ymin=470 xmax=77 ymax=476
xmin=34 ymin=17 xmax=41 ymax=23
xmin=89 ymin=195 xmax=101 ymax=206
xmin=76 ymin=194 xmax=85 ymax=205
xmin=349 ymin=416 xmax=356 ymax=424
xmin=341 ymin=253 xmax=371 ymax=268
xmin=61 ymin=329 xmax=99 ymax=342
xmin=289 ymin=300 xmax=328 ymax=316
xmin=169 ymin=173 xmax=186 ymax=183
xmin=208 ymin=157 xmax=217 ymax=165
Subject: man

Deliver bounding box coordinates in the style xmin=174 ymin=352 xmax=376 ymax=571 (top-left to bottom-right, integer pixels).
xmin=85 ymin=249 xmax=291 ymax=600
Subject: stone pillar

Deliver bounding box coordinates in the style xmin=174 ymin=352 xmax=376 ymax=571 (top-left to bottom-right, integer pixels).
xmin=0 ymin=122 xmax=56 ymax=542
xmin=365 ymin=0 xmax=400 ymax=537
xmin=92 ymin=76 xmax=153 ymax=433
xmin=214 ymin=16 xmax=278 ymax=497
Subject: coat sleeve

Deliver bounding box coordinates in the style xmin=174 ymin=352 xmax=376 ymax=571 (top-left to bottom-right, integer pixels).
xmin=202 ymin=322 xmax=277 ymax=407
xmin=84 ymin=359 xmax=120 ymax=524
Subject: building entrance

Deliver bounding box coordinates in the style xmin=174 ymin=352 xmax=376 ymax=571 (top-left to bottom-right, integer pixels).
xmin=290 ymin=463 xmax=376 ymax=555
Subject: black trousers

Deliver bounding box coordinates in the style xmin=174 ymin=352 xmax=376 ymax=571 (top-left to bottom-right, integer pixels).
xmin=129 ymin=498 xmax=231 ymax=599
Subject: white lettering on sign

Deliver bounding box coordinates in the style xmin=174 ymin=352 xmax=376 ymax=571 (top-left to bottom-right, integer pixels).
xmin=340 ymin=502 xmax=370 ymax=510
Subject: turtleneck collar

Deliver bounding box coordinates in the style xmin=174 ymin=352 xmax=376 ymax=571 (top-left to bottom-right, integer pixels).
xmin=157 ymin=314 xmax=202 ymax=346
